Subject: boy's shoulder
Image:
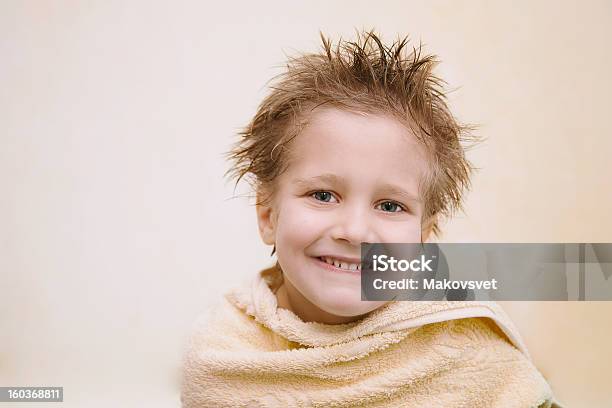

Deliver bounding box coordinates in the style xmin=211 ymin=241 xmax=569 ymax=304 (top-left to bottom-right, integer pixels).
xmin=186 ymin=290 xmax=290 ymax=353
xmin=423 ymin=317 xmax=555 ymax=405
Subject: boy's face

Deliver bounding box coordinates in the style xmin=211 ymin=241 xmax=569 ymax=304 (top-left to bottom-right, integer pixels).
xmin=257 ymin=107 xmax=432 ymax=319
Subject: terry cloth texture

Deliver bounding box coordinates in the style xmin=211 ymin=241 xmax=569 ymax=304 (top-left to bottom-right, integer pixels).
xmin=182 ymin=266 xmax=561 ymax=408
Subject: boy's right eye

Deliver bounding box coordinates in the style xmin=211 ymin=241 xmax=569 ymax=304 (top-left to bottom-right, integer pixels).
xmin=312 ymin=191 xmax=337 ymax=203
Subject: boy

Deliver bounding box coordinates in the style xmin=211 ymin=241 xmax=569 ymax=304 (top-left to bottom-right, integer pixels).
xmin=181 ymin=30 xmax=560 ymax=407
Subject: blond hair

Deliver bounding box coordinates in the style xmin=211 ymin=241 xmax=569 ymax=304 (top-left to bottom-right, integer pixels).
xmin=226 ymin=30 xmax=478 ymax=238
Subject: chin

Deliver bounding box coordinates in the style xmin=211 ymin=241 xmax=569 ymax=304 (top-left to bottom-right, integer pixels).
xmin=304 ymin=284 xmax=382 ymax=317
xmin=317 ymin=297 xmax=382 ymax=318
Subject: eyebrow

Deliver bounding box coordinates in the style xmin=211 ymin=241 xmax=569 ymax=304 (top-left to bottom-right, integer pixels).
xmin=293 ymin=173 xmax=422 ymax=204
xmin=377 ymin=185 xmax=422 ymax=204
xmin=293 ymin=173 xmax=346 ymax=187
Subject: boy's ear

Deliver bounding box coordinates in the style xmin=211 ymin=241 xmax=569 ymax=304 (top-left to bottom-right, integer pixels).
xmin=255 ymin=190 xmax=277 ymax=246
xmin=421 ymin=214 xmax=437 ymax=242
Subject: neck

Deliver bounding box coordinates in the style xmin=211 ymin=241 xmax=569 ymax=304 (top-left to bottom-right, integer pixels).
xmin=275 ymin=277 xmax=367 ymax=325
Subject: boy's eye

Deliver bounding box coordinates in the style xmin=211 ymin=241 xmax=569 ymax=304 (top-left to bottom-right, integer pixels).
xmin=312 ymin=191 xmax=336 ymax=203
xmin=377 ymin=201 xmax=404 ymax=213
xmin=309 ymin=193 xmax=405 ymax=212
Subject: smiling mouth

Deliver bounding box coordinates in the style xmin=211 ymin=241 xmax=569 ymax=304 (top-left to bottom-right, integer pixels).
xmin=317 ymin=256 xmax=361 ymax=272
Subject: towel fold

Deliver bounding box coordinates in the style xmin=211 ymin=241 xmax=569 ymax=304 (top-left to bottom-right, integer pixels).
xmin=182 ymin=266 xmax=559 ymax=407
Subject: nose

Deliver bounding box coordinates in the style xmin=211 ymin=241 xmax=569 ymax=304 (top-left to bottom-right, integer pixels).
xmin=330 ymin=201 xmax=376 ymax=246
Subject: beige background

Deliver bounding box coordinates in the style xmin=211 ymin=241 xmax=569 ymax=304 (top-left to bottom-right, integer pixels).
xmin=1 ymin=1 xmax=611 ymax=407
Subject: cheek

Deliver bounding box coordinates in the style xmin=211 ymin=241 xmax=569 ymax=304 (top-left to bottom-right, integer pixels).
xmin=378 ymin=220 xmax=423 ymax=242
xmin=275 ymin=202 xmax=326 ymax=252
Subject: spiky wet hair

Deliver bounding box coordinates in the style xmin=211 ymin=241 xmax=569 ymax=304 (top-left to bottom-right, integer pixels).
xmin=226 ymin=30 xmax=477 ymax=238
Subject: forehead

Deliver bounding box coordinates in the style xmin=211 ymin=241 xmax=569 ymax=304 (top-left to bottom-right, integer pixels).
xmin=283 ymin=107 xmax=430 ymax=196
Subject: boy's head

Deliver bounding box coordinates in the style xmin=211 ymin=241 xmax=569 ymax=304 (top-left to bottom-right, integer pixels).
xmin=227 ymin=30 xmax=475 ymax=319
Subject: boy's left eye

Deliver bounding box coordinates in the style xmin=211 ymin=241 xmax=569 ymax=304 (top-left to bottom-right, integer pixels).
xmin=376 ymin=201 xmax=404 ymax=213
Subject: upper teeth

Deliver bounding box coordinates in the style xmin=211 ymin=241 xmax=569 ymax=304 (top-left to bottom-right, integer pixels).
xmin=321 ymin=257 xmax=360 ymax=271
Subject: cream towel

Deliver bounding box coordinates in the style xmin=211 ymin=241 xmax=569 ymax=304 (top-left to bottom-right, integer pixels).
xmin=182 ymin=266 xmax=561 ymax=408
